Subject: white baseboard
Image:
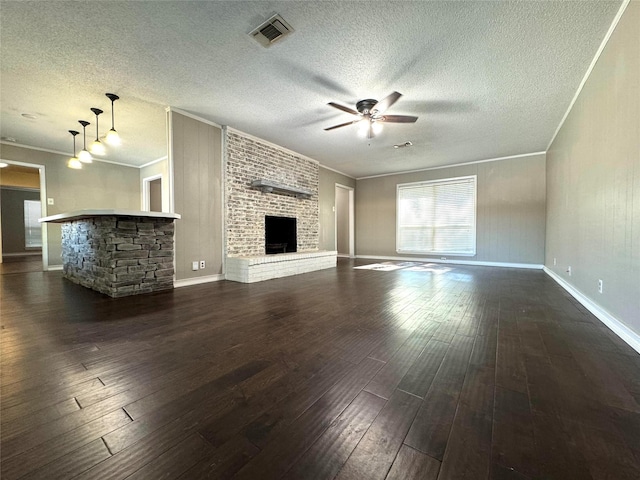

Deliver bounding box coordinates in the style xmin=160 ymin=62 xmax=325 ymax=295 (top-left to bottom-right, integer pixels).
xmin=3 ymin=252 xmax=42 ymax=257
xmin=355 ymin=255 xmax=543 ymax=270
xmin=174 ymin=274 xmax=224 ymax=288
xmin=47 ymin=265 xmax=63 ymax=271
xmin=543 ymin=267 xmax=640 ymax=355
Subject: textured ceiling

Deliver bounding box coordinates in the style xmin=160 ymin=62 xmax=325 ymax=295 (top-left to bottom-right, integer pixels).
xmin=0 ymin=1 xmax=622 ymax=177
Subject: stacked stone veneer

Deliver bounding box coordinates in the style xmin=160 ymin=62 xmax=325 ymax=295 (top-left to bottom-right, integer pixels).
xmin=226 ymin=131 xmax=319 ymax=256
xmin=61 ymin=216 xmax=175 ymax=297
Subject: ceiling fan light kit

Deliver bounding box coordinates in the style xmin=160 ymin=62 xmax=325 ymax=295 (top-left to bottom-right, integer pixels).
xmin=325 ymin=91 xmax=418 ymax=140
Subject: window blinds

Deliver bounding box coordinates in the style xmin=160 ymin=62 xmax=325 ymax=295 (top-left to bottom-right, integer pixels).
xmin=397 ymin=176 xmax=476 ymax=255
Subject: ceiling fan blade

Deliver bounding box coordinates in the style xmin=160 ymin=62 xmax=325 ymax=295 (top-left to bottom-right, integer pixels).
xmin=327 ymin=102 xmax=359 ymax=116
xmin=371 ymin=91 xmax=402 ymax=114
xmin=380 ymin=115 xmax=418 ymax=123
xmin=324 ymin=120 xmax=359 ymax=131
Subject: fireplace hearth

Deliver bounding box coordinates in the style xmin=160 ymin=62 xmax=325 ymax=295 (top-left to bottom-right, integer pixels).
xmin=265 ymin=216 xmax=297 ymax=254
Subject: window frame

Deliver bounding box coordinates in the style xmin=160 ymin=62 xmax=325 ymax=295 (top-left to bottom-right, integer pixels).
xmin=396 ymin=175 xmax=477 ymax=257
xmin=24 ymin=199 xmax=43 ymax=249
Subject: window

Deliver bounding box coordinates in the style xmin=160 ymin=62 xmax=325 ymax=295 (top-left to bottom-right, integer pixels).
xmin=397 ymin=175 xmax=476 ymax=256
xmin=24 ymin=200 xmax=42 ymax=248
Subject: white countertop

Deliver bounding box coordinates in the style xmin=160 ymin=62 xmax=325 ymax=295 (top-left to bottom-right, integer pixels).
xmin=39 ymin=209 xmax=181 ymax=223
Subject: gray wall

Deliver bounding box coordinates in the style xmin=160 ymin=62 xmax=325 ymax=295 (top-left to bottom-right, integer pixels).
xmin=546 ymin=3 xmax=639 ymax=333
xmin=336 ymin=185 xmax=350 ymax=255
xmin=318 ymin=167 xmax=356 ymax=252
xmin=170 ymin=111 xmax=223 ymax=280
xmin=0 ymin=144 xmax=140 ymax=266
xmin=356 ymin=153 xmax=546 ymax=264
xmin=1 ymin=187 xmax=41 ymax=254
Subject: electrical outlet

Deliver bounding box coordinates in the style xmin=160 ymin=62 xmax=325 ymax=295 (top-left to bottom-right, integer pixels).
xmin=567 ymin=266 xmax=572 ymax=276
xmin=598 ymin=279 xmax=603 ymax=294
xmin=200 ymin=260 xmax=205 ymax=269
xmin=47 ymin=198 xmax=54 ymax=205
xmin=192 ymin=261 xmax=199 ymax=271
xmin=553 ymin=257 xmax=557 ymax=266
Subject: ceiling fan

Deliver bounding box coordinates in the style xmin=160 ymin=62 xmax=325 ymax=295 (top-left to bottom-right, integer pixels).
xmin=324 ymin=91 xmax=418 ymax=139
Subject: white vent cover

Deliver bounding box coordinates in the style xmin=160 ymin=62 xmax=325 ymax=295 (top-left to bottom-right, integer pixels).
xmin=249 ymin=14 xmax=294 ymax=48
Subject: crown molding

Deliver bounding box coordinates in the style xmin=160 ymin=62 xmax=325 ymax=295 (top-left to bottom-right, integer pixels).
xmin=356 ymin=151 xmax=546 ymax=180
xmin=167 ymin=107 xmax=223 ymax=128
xmin=226 ymin=126 xmax=320 ymax=165
xmin=139 ymin=156 xmax=168 ymax=169
xmin=546 ymin=0 xmax=631 ymax=150
xmin=319 ymin=163 xmax=355 ymax=179
xmin=0 ymin=141 xmax=140 ymax=169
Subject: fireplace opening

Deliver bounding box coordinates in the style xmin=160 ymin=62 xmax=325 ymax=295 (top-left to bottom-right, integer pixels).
xmin=265 ymin=215 xmax=297 ymax=254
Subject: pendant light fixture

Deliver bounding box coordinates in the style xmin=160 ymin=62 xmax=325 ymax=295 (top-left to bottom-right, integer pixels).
xmin=67 ymin=130 xmax=82 ymax=169
xmin=89 ymin=108 xmax=106 ymax=155
xmin=78 ymin=120 xmax=92 ymax=163
xmin=104 ymin=93 xmax=121 ymax=146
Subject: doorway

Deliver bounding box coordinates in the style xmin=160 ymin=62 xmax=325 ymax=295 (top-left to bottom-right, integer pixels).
xmin=142 ymin=174 xmax=163 ymax=212
xmin=0 ymin=160 xmax=48 ymax=271
xmin=335 ymin=184 xmax=354 ymax=258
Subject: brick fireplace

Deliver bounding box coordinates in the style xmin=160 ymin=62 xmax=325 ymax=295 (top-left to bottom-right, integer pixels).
xmin=224 ymin=129 xmax=336 ymax=282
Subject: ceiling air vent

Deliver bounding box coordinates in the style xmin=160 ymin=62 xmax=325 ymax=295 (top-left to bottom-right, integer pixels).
xmin=250 ymin=14 xmax=294 ymax=48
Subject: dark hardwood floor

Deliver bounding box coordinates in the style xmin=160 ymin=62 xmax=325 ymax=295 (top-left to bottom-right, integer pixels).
xmin=0 ymin=255 xmax=43 ymax=275
xmin=1 ymin=258 xmax=639 ymax=479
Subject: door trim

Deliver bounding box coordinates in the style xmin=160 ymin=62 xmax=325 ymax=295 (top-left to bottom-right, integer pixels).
xmin=335 ymin=183 xmax=355 ymax=258
xmin=0 ymin=159 xmax=48 ymax=270
xmin=141 ymin=173 xmax=163 ymax=211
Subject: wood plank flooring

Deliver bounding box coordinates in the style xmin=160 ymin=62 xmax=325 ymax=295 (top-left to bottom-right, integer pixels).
xmin=1 ymin=258 xmax=639 ymax=479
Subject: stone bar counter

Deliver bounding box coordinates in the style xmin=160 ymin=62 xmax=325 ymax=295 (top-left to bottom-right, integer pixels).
xmin=40 ymin=210 xmax=181 ymax=297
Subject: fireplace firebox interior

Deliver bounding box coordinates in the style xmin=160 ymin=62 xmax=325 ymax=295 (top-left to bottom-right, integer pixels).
xmin=265 ymin=216 xmax=297 ymax=254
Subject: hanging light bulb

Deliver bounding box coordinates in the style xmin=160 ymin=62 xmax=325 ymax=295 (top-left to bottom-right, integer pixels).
xmin=358 ymin=120 xmax=369 ymax=138
xmin=89 ymin=108 xmax=106 ymax=155
xmin=371 ymin=121 xmax=383 ymax=136
xmin=78 ymin=120 xmax=92 ymax=163
xmin=104 ymin=93 xmax=121 ymax=146
xmin=67 ymin=130 xmax=82 ymax=169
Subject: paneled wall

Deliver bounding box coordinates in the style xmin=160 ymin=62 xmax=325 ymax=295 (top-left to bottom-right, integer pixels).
xmin=546 ymin=3 xmax=639 ymax=333
xmin=356 ymin=153 xmax=546 ymax=265
xmin=170 ymin=111 xmax=223 ymax=280
xmin=225 ymin=130 xmax=319 ymax=256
